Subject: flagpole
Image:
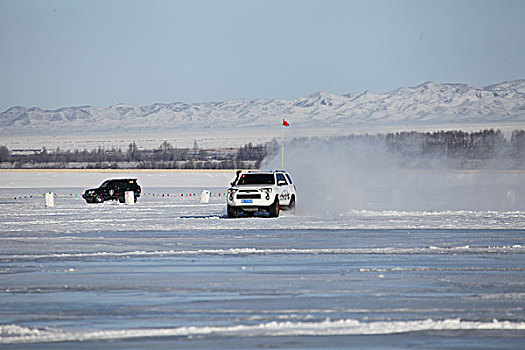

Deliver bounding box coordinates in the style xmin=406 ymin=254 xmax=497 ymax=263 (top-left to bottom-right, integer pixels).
xmin=281 ymin=124 xmax=284 ymax=169
xmin=281 ymin=118 xmax=289 ymax=170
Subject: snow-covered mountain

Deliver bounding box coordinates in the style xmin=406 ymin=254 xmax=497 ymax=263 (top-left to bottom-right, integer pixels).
xmin=1 ymin=80 xmax=524 ymax=135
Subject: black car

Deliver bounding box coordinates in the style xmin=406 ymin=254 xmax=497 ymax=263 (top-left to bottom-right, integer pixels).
xmin=82 ymin=178 xmax=141 ymax=204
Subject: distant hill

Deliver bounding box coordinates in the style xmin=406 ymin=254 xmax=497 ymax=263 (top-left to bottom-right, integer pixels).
xmin=1 ymin=80 xmax=524 ymax=135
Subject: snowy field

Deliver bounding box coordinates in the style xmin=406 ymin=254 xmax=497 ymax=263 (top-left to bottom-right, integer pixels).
xmin=1 ymin=170 xmax=525 ymax=349
xmin=3 ymin=122 xmax=523 ymax=152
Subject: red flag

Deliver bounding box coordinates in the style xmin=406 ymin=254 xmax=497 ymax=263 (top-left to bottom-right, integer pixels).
xmin=282 ymin=118 xmax=290 ymax=127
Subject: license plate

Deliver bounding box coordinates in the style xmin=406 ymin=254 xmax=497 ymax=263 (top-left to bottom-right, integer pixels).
xmin=241 ymin=199 xmax=253 ymax=203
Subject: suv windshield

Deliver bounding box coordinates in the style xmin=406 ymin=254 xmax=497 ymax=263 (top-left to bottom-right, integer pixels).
xmin=237 ymin=174 xmax=275 ymax=185
xmin=100 ymin=181 xmax=110 ymax=188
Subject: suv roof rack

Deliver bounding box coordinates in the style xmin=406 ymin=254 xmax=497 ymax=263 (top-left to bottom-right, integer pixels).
xmin=245 ymin=170 xmax=286 ymax=173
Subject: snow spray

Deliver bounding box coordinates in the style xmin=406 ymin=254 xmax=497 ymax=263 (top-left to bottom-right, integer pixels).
xmin=261 ymin=136 xmax=524 ymax=214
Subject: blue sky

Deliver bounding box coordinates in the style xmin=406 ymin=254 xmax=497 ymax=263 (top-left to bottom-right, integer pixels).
xmin=1 ymin=0 xmax=524 ymax=111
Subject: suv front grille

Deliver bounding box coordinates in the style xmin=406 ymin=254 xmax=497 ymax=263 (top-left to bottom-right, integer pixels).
xmin=236 ymin=194 xmax=261 ymax=200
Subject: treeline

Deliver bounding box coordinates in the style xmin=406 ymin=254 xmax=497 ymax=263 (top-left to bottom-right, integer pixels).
xmin=381 ymin=129 xmax=524 ymax=168
xmin=1 ymin=129 xmax=524 ymax=169
xmin=382 ymin=129 xmax=524 ymax=159
xmin=0 ymin=141 xmax=267 ymax=169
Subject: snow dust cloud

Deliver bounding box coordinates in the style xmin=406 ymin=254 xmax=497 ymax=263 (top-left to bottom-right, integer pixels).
xmin=261 ymin=136 xmax=525 ymax=214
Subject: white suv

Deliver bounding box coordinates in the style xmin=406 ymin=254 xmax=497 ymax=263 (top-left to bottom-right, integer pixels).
xmin=227 ymin=170 xmax=296 ymax=218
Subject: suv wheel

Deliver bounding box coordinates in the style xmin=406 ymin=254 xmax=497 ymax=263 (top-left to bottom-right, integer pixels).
xmin=269 ymin=199 xmax=280 ymax=218
xmin=94 ymin=195 xmax=104 ymax=203
xmin=288 ymin=195 xmax=295 ymax=212
xmin=227 ymin=205 xmax=237 ymax=218
xmin=118 ymin=196 xmax=125 ymax=203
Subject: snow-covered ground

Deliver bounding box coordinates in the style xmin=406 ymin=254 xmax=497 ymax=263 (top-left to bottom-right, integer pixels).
xmin=1 ymin=170 xmax=524 ymax=348
xmin=3 ymin=122 xmax=524 ymax=152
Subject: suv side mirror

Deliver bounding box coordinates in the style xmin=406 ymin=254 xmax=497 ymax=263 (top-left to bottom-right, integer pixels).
xmin=278 ymin=180 xmax=287 ymax=186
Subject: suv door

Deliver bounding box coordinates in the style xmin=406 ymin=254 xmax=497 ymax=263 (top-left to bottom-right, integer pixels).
xmin=275 ymin=173 xmax=292 ymax=205
xmin=106 ymin=181 xmax=119 ymax=198
xmin=116 ymin=180 xmax=127 ymax=197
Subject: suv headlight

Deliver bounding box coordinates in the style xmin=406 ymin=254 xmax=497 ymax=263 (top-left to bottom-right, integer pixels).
xmin=227 ymin=188 xmax=237 ymax=201
xmin=260 ymin=188 xmax=272 ymax=200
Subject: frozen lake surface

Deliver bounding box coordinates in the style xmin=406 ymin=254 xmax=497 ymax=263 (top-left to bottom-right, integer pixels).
xmin=1 ymin=171 xmax=525 ymax=348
